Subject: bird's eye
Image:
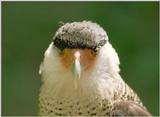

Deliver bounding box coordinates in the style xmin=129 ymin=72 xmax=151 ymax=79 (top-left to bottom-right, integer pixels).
xmin=58 ymin=49 xmax=66 ymax=55
xmin=90 ymin=48 xmax=99 ymax=56
xmin=54 ymin=45 xmax=64 ymax=55
xmin=90 ymin=50 xmax=96 ymax=56
xmin=86 ymin=49 xmax=97 ymax=61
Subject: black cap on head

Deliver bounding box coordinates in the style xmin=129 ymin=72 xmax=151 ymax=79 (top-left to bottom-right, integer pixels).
xmin=53 ymin=21 xmax=108 ymax=51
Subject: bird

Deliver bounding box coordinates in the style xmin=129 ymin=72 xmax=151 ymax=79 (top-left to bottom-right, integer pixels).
xmin=38 ymin=21 xmax=151 ymax=116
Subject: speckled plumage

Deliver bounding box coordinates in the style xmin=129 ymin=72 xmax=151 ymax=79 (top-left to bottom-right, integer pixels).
xmin=39 ymin=21 xmax=151 ymax=116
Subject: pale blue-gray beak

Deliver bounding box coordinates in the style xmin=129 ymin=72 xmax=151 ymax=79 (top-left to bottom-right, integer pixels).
xmin=73 ymin=58 xmax=81 ymax=79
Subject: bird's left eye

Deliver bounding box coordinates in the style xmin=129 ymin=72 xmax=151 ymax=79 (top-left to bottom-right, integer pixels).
xmin=90 ymin=49 xmax=98 ymax=56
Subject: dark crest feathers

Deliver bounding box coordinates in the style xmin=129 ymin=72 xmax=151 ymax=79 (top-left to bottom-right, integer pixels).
xmin=53 ymin=21 xmax=108 ymax=51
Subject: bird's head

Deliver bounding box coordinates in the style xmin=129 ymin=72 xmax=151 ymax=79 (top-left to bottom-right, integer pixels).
xmin=40 ymin=21 xmax=120 ymax=90
xmin=52 ymin=21 xmax=107 ymax=80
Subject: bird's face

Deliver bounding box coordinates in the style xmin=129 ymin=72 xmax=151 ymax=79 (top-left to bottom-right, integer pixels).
xmin=59 ymin=48 xmax=97 ymax=79
xmin=40 ymin=21 xmax=109 ymax=85
xmin=50 ymin=21 xmax=108 ymax=80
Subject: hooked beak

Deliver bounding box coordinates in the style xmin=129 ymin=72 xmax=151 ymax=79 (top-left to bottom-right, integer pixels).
xmin=72 ymin=51 xmax=81 ymax=79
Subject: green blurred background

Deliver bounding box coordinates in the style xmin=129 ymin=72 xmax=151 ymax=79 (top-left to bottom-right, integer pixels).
xmin=2 ymin=2 xmax=159 ymax=116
